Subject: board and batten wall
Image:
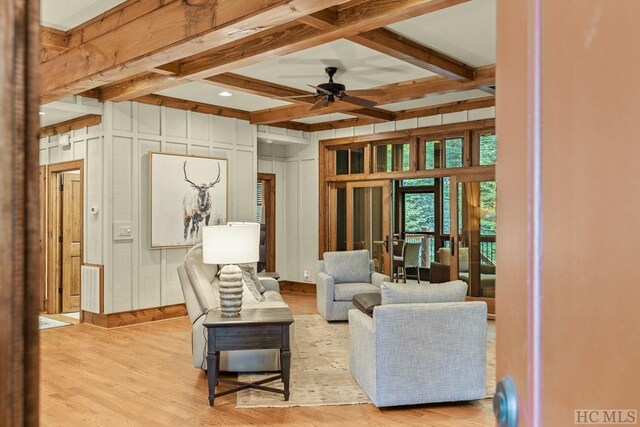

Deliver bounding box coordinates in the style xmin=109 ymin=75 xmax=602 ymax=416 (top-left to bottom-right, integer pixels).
xmin=258 ymin=105 xmax=496 ymax=284
xmin=40 ymin=101 xmax=257 ymax=314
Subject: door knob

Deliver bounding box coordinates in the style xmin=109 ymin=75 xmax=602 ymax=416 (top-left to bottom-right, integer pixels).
xmin=494 ymin=375 xmax=518 ymax=427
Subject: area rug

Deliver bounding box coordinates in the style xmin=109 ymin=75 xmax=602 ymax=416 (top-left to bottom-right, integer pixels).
xmin=39 ymin=316 xmax=71 ymax=330
xmin=236 ymin=315 xmax=496 ymax=408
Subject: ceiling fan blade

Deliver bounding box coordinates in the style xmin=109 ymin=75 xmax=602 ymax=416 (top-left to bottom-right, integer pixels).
xmin=346 ymin=89 xmax=385 ymax=97
xmin=277 ymin=94 xmax=318 ymax=99
xmin=308 ymin=84 xmax=333 ymax=96
xmin=340 ymin=95 xmax=377 ymax=108
xmin=308 ymin=98 xmax=329 ymax=111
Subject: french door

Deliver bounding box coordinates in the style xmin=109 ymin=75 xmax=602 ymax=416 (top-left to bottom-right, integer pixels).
xmin=449 ymin=173 xmax=496 ymax=301
xmin=329 ymin=181 xmax=392 ymax=276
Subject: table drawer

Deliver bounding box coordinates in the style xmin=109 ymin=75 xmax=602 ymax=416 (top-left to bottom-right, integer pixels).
xmin=211 ymin=325 xmax=286 ymax=351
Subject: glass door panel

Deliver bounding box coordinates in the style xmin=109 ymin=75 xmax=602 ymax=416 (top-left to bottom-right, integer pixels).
xmin=346 ymin=181 xmax=391 ymax=275
xmin=450 ymin=176 xmax=497 ymax=298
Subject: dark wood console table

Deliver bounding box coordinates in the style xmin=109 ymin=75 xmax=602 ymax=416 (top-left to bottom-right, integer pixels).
xmin=203 ymin=307 xmax=294 ymax=406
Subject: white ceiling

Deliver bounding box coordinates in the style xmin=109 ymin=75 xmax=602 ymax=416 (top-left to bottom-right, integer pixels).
xmin=156 ymin=82 xmax=291 ymax=111
xmin=41 ymin=0 xmax=127 ymax=30
xmin=40 ymin=0 xmax=496 ymax=126
xmin=39 ymin=109 xmax=85 ymax=127
xmin=235 ymin=39 xmax=437 ymax=92
xmin=388 ymin=0 xmax=496 ymax=67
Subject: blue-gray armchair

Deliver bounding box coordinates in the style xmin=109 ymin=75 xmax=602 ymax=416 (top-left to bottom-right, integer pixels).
xmin=316 ymin=250 xmax=390 ymax=321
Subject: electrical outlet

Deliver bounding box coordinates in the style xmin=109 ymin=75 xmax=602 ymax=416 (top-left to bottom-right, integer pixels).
xmin=303 ymin=270 xmax=310 ymax=280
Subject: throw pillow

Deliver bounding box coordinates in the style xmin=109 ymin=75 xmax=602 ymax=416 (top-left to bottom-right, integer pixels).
xmin=237 ymin=263 xmax=266 ymax=294
xmin=243 ymin=276 xmax=265 ymax=303
xmin=323 ymin=249 xmax=370 ymax=284
xmin=380 ymin=280 xmax=468 ymax=305
xmin=352 ymin=293 xmax=381 ymax=317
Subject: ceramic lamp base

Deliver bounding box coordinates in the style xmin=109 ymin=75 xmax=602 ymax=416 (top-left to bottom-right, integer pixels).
xmin=219 ymin=264 xmax=243 ymax=317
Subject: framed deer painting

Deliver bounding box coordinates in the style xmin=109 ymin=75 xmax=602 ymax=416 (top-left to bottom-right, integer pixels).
xmin=149 ymin=152 xmax=228 ymax=248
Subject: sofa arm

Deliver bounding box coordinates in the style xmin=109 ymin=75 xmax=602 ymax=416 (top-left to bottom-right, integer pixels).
xmin=316 ymin=272 xmax=335 ymax=319
xmin=371 ymin=302 xmax=487 ymax=406
xmin=348 ymin=309 xmax=377 ymax=402
xmin=371 ymin=271 xmax=390 ymax=288
xmin=258 ymin=277 xmax=280 ymax=292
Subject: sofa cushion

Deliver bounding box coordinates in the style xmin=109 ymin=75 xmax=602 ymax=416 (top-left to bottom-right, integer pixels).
xmin=334 ymin=283 xmax=379 ymax=301
xmin=242 ymin=276 xmax=265 ymax=302
xmin=352 ymin=292 xmax=382 ymax=317
xmin=238 ymin=263 xmax=266 ymax=294
xmin=380 ymin=280 xmax=468 ymax=305
xmin=323 ymin=250 xmax=370 ymax=284
xmin=438 ymin=247 xmax=469 ymax=272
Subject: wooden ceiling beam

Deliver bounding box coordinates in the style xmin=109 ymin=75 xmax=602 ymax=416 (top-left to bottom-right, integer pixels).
xmin=132 ymin=94 xmax=310 ymax=132
xmin=41 ymin=0 xmax=350 ymax=103
xmin=40 ymin=26 xmax=67 ymax=50
xmin=348 ymin=28 xmax=475 ymax=81
xmin=40 ymin=114 xmax=102 ymax=138
xmin=250 ymin=64 xmax=495 ymax=124
xmin=394 ymin=95 xmax=495 ymax=120
xmin=99 ymin=72 xmax=188 ymax=102
xmin=96 ymin=0 xmax=468 ymax=101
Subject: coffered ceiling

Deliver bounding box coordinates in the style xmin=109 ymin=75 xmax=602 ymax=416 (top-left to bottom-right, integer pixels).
xmin=39 ymin=0 xmax=496 ymax=130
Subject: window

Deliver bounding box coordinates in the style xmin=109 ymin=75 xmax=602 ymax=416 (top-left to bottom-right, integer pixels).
xmin=403 ymin=192 xmax=435 ymax=233
xmin=402 ymin=178 xmax=434 ymax=187
xmin=479 ymin=132 xmax=497 ymax=165
xmin=374 ymin=143 xmax=410 ymax=172
xmin=445 ymin=138 xmax=464 ymax=168
xmin=335 ymin=150 xmax=349 ymax=175
xmin=423 ymin=140 xmax=438 ymax=169
xmin=350 ymin=147 xmax=365 ymax=174
xmin=334 ymin=148 xmax=365 ymax=175
xmin=256 ymin=181 xmax=263 ymax=222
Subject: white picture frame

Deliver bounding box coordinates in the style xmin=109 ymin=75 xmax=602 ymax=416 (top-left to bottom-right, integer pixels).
xmin=149 ymin=152 xmax=228 ymax=249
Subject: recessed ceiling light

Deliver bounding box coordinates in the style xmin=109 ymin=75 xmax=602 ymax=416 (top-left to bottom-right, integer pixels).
xmin=219 ymin=91 xmax=233 ymax=97
xmin=39 ymin=111 xmax=46 ymax=116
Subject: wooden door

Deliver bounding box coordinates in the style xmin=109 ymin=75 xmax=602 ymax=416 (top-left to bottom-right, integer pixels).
xmin=61 ymin=173 xmax=82 ymax=312
xmin=496 ymin=1 xmax=640 ymax=425
xmin=346 ymin=181 xmax=391 ymax=275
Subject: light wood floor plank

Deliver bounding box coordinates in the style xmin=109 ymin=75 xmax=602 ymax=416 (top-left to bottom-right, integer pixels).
xmin=40 ymin=291 xmax=494 ymax=426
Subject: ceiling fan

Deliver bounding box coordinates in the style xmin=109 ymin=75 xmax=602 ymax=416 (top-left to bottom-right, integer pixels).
xmin=282 ymin=67 xmax=384 ymax=111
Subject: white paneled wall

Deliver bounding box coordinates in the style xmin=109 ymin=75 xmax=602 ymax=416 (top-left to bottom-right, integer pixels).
xmin=258 ymin=106 xmax=495 ymax=284
xmin=104 ymin=102 xmax=257 ymax=313
xmin=41 ymin=102 xmax=257 ymax=314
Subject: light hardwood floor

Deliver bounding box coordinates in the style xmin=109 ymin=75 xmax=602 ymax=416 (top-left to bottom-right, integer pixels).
xmin=40 ymin=292 xmax=494 ymax=426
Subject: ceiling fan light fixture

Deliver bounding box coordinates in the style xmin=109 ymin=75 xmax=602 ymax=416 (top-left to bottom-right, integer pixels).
xmin=219 ymin=91 xmax=233 ymax=97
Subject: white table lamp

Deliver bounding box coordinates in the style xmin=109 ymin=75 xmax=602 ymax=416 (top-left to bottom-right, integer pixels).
xmin=202 ymin=223 xmax=259 ymax=317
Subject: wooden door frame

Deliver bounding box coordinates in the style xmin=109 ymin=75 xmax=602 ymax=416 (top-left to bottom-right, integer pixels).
xmin=45 ymin=160 xmax=84 ymax=314
xmin=257 ymin=173 xmax=276 ymax=272
xmin=0 ymin=0 xmax=40 ymax=422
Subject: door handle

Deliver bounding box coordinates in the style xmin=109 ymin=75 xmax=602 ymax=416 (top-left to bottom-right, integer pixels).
xmin=494 ymin=375 xmax=518 ymax=427
xmin=450 ymin=236 xmax=455 ymax=257
xmin=383 ymin=235 xmax=389 ymax=253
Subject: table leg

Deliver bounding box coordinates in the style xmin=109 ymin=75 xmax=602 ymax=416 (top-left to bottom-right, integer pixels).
xmin=207 ymin=332 xmax=218 ymax=406
xmin=281 ymin=326 xmax=291 ymax=401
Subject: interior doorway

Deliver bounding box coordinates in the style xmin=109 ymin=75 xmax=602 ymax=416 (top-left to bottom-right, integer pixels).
xmin=41 ymin=160 xmax=84 ymax=314
xmin=257 ymin=173 xmax=276 ymax=272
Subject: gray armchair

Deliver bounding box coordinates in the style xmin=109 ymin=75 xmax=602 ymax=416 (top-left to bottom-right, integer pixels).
xmin=316 ymin=249 xmax=390 ymax=321
xmin=349 ymin=281 xmax=487 ymax=407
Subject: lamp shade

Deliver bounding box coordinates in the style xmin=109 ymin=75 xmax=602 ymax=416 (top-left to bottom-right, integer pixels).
xmin=202 ymin=223 xmax=259 ymax=264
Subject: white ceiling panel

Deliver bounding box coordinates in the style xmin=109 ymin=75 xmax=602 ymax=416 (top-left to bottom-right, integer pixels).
xmin=387 ymin=0 xmax=496 ymax=67
xmin=379 ymin=89 xmax=491 ymax=112
xmin=235 ymin=39 xmax=437 ymax=93
xmin=39 ymin=109 xmax=86 ymax=127
xmin=293 ymin=113 xmax=357 ymax=124
xmin=156 ymin=82 xmax=291 ymax=111
xmin=41 ymin=0 xmax=127 ymax=30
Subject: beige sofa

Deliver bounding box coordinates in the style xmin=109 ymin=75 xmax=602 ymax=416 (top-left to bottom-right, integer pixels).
xmin=177 ymin=243 xmax=289 ymax=371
